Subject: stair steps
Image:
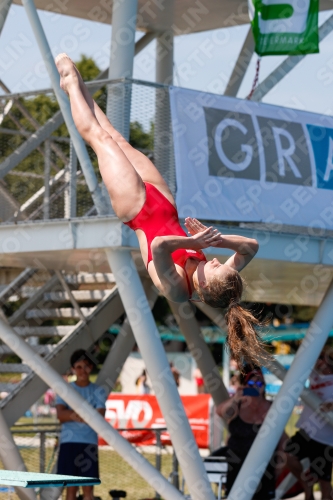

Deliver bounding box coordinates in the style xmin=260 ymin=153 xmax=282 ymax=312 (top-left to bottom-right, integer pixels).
xmin=0 ymin=269 xmax=121 ymax=422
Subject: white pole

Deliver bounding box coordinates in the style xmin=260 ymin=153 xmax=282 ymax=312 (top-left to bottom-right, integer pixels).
xmin=261 ymin=356 xmax=333 ymax=428
xmin=107 ymin=0 xmax=138 ymax=140
xmin=0 ymin=411 xmax=36 ymax=500
xmin=0 ymin=0 xmax=12 ymax=35
xmin=0 ymin=317 xmax=185 ymax=500
xmin=96 ymin=283 xmax=158 ymax=390
xmin=105 ymin=249 xmax=216 ymax=500
xmin=224 ymin=27 xmax=254 ymax=97
xmin=154 ymin=1 xmax=175 ymax=194
xmin=103 ymin=0 xmax=138 ymax=210
xmin=22 ymin=0 xmax=109 ymax=216
xmin=168 ymin=300 xmax=228 ymax=405
xmin=43 ymin=139 xmax=50 ymax=220
xmin=228 ymin=279 xmax=333 ymax=499
xmin=222 ymin=346 xmax=230 ymax=391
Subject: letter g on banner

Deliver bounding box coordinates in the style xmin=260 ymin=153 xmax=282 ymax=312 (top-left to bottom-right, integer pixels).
xmin=215 ymin=119 xmax=253 ymax=171
xmin=203 ymin=107 xmax=260 ymax=180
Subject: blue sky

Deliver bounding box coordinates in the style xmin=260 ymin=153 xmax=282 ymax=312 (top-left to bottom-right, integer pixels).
xmin=1 ymin=4 xmax=333 ymax=116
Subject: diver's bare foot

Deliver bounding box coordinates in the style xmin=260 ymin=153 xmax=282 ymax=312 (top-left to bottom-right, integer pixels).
xmin=55 ymin=53 xmax=81 ymax=95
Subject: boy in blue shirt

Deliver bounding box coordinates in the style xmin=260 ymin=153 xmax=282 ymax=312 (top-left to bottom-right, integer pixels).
xmin=56 ymin=350 xmax=107 ymax=500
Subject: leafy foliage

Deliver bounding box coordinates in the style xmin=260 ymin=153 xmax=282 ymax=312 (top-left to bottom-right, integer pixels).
xmin=0 ymin=56 xmax=154 ymax=220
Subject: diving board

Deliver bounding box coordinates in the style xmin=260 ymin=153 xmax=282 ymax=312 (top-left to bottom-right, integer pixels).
xmin=0 ymin=471 xmax=100 ymax=488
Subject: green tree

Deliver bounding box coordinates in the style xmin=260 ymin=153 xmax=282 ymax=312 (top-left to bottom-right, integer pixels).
xmin=1 ymin=55 xmax=154 ymax=218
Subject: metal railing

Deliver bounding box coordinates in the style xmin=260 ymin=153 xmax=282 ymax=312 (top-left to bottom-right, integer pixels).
xmin=10 ymin=423 xmax=59 ymax=474
xmin=4 ymin=423 xmax=180 ymax=500
xmin=0 ymin=78 xmax=176 ymax=225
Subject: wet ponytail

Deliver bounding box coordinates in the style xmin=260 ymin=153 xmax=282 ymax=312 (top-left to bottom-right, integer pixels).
xmin=195 ymin=268 xmax=268 ymax=366
xmin=225 ymin=302 xmax=267 ymax=367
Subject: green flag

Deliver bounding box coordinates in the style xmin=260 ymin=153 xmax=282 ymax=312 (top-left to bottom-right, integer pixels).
xmin=249 ymin=0 xmax=319 ymax=56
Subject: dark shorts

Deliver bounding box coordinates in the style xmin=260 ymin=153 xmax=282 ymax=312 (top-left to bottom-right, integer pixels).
xmin=285 ymin=430 xmax=333 ymax=483
xmin=57 ymin=443 xmax=99 ymax=479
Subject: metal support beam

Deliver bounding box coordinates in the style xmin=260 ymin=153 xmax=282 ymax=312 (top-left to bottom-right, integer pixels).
xmin=0 ymin=410 xmax=36 ymax=500
xmin=76 ymin=31 xmax=157 ymax=89
xmin=0 ymin=0 xmax=12 ymax=35
xmin=43 ymin=140 xmax=50 ymax=220
xmin=22 ymin=0 xmax=109 ymax=216
xmin=105 ymin=249 xmax=215 ymax=500
xmin=107 ymin=0 xmax=138 ymax=140
xmin=96 ymin=318 xmax=135 ymax=390
xmin=96 ymin=280 xmax=158 ymax=392
xmin=156 ymin=35 xmax=174 ymax=83
xmin=8 ymin=274 xmax=58 ymax=326
xmin=55 ymin=270 xmax=87 ymax=326
xmin=168 ymin=300 xmax=228 ymax=405
xmin=224 ymin=27 xmax=254 ymax=97
xmin=228 ymin=279 xmax=333 ymax=500
xmin=0 ymin=78 xmax=67 ymax=168
xmin=0 ymin=111 xmax=64 ymax=178
xmin=154 ymin=1 xmax=175 ymax=194
xmin=108 ymin=0 xmax=138 ymax=82
xmin=103 ymin=0 xmax=138 ymax=210
xmin=261 ymin=355 xmax=333 ymax=429
xmin=195 ymin=301 xmax=227 ymax=331
xmin=5 ymin=107 xmax=59 ymax=174
xmin=223 ymin=346 xmax=230 ymax=390
xmin=68 ymin=140 xmax=77 ymax=218
xmin=136 ymin=31 xmax=156 ymax=54
xmin=1 ymin=286 xmax=123 ymax=426
xmin=0 ymin=268 xmax=37 ymax=306
xmin=251 ymin=13 xmax=333 ymax=101
xmin=0 ymin=317 xmax=185 ymax=500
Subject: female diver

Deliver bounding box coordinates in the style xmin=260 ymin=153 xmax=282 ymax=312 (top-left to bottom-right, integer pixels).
xmin=55 ymin=53 xmax=262 ymax=364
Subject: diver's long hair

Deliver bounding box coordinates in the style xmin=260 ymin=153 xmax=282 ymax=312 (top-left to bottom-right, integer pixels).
xmin=195 ymin=269 xmax=267 ymax=366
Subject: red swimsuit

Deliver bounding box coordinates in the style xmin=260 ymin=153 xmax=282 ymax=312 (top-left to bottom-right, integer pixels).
xmin=124 ymin=183 xmax=207 ymax=296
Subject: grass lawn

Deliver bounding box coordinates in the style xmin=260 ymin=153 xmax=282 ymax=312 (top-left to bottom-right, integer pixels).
xmin=0 ymin=407 xmax=318 ymax=500
xmin=0 ymin=446 xmax=175 ymax=500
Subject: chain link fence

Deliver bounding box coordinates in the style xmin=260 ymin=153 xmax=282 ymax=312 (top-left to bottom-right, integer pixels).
xmin=0 ymin=78 xmax=176 ymax=224
xmin=0 ymin=424 xmax=180 ymax=500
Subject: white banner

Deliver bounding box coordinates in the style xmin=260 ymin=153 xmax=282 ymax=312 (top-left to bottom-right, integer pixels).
xmin=170 ymin=87 xmax=333 ymax=230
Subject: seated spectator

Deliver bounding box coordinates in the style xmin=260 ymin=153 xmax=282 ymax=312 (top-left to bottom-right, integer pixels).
xmin=56 ymin=350 xmax=107 ymax=500
xmin=284 ymin=345 xmax=333 ymax=500
xmin=214 ymin=366 xmax=287 ymax=499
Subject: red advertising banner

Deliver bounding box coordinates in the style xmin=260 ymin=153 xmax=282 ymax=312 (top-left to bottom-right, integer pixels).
xmin=99 ymin=394 xmax=211 ymax=449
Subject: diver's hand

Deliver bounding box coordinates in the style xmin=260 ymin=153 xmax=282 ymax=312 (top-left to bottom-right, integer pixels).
xmin=185 ymin=217 xmax=208 ymax=235
xmin=187 ymin=226 xmax=222 ymax=250
xmin=186 ymin=218 xmax=223 ymax=248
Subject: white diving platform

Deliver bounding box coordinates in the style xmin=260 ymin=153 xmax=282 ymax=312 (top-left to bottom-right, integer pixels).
xmin=0 ymin=471 xmax=100 ymax=488
xmin=0 ymin=216 xmax=332 ymax=306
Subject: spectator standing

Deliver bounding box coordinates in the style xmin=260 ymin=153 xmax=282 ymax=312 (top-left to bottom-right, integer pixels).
xmin=284 ymin=345 xmax=333 ymax=500
xmin=56 ymin=350 xmax=107 ymax=500
xmin=214 ymin=366 xmax=287 ymax=499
